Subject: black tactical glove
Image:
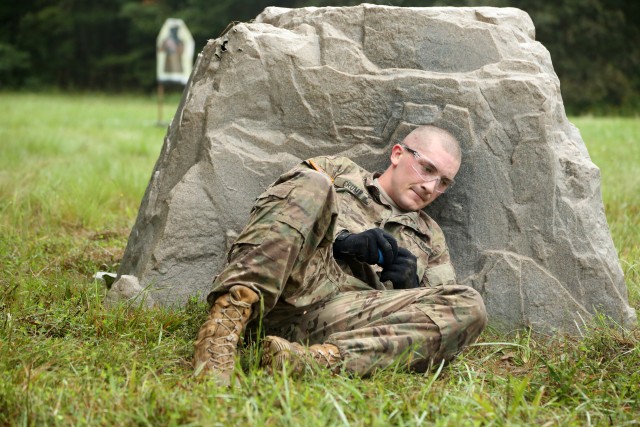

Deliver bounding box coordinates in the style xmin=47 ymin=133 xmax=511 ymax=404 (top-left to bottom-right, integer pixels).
xmin=380 ymin=247 xmax=420 ymax=289
xmin=333 ymin=228 xmax=399 ymax=267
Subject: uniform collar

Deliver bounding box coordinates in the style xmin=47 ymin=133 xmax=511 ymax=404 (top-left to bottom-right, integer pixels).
xmin=364 ymin=172 xmax=383 ymax=204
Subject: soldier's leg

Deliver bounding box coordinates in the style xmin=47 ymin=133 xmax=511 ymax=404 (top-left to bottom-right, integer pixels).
xmin=207 ymin=168 xmax=338 ymax=312
xmin=263 ymin=285 xmax=486 ymax=376
xmin=194 ymin=168 xmax=338 ymax=383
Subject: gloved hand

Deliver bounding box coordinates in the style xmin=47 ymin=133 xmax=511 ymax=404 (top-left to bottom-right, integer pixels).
xmin=380 ymin=247 xmax=420 ymax=289
xmin=333 ymin=229 xmax=398 ymax=267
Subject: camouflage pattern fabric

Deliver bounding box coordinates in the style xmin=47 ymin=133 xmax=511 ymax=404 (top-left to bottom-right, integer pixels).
xmin=263 ymin=285 xmax=486 ymax=375
xmin=208 ymin=156 xmax=487 ymax=374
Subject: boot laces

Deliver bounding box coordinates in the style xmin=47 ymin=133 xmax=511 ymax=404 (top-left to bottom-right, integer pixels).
xmin=205 ymin=296 xmax=250 ymax=370
xmin=311 ymin=346 xmax=340 ymax=367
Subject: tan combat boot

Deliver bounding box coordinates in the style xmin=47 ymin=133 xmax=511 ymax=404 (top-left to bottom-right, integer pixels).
xmin=261 ymin=335 xmax=342 ymax=375
xmin=193 ymin=285 xmax=259 ymax=385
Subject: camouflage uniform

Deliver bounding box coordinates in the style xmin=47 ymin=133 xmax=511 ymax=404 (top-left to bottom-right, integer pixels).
xmin=208 ymin=156 xmax=487 ymax=375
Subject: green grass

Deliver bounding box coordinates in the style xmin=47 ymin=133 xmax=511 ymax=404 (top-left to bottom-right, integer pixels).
xmin=0 ymin=93 xmax=173 ymax=234
xmin=1 ymin=94 xmax=639 ymax=426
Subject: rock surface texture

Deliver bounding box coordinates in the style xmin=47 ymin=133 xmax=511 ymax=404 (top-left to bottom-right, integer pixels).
xmin=112 ymin=5 xmax=636 ymax=333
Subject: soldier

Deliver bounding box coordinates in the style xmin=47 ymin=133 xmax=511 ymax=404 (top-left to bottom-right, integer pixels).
xmin=193 ymin=125 xmax=487 ymax=385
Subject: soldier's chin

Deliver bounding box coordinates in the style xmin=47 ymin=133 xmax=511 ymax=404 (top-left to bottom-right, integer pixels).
xmin=412 ymin=191 xmax=432 ymax=208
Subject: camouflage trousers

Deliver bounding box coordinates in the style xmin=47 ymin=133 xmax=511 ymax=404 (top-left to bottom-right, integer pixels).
xmin=208 ymin=167 xmax=487 ymax=375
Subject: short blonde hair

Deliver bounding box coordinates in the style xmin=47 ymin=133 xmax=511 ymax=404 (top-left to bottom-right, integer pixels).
xmin=404 ymin=125 xmax=461 ymax=162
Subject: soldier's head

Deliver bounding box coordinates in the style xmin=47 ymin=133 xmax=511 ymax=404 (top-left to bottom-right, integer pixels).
xmin=378 ymin=125 xmax=461 ymax=211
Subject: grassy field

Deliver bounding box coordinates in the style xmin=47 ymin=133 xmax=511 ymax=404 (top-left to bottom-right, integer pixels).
xmin=1 ymin=93 xmax=638 ymax=426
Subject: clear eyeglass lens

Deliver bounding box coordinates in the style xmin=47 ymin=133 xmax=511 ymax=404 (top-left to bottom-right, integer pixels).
xmin=409 ymin=163 xmax=452 ymax=194
xmin=402 ymin=144 xmax=455 ymax=193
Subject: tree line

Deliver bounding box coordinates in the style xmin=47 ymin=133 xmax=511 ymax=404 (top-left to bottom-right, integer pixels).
xmin=1 ymin=0 xmax=637 ymax=114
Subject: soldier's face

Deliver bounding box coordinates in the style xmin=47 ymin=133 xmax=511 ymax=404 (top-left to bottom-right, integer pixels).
xmin=386 ymin=138 xmax=460 ymax=211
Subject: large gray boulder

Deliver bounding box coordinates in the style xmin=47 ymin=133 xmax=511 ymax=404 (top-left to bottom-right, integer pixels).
xmin=111 ymin=4 xmax=636 ymax=333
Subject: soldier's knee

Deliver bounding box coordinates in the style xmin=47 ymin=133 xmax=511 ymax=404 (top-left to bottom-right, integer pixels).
xmin=279 ymin=169 xmax=334 ymax=208
xmin=463 ymin=286 xmax=488 ymax=333
xmin=301 ymin=169 xmax=333 ymax=195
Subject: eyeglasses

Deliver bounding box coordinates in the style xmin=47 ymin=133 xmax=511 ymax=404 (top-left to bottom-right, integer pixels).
xmin=399 ymin=143 xmax=455 ymax=194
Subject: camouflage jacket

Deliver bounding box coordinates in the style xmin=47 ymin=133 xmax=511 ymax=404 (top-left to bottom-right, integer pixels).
xmin=303 ymin=155 xmax=457 ymax=290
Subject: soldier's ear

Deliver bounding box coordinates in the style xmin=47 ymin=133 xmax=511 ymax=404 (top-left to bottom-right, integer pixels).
xmin=389 ymin=144 xmax=403 ymax=166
